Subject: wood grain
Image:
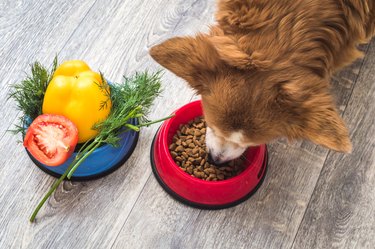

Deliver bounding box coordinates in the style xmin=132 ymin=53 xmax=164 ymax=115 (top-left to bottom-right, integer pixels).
xmin=0 ymin=0 xmax=374 ymax=248
xmin=291 ymin=39 xmax=375 ymax=249
xmin=0 ymin=0 xmax=210 ymax=248
xmin=0 ymin=0 xmax=99 ymax=138
xmin=110 ymin=27 xmax=370 ymax=249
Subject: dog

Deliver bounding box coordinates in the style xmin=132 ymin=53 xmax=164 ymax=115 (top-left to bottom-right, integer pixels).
xmin=150 ymin=0 xmax=375 ymax=164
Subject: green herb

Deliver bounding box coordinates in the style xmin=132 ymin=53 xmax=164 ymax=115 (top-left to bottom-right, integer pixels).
xmin=29 ymin=71 xmax=171 ymax=222
xmin=65 ymin=72 xmax=171 ymax=179
xmin=8 ymin=57 xmax=57 ymax=136
xmin=9 ymin=59 xmax=172 ymax=222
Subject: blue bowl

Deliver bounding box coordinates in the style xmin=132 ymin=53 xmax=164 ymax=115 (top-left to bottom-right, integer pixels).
xmin=26 ymin=118 xmax=139 ymax=181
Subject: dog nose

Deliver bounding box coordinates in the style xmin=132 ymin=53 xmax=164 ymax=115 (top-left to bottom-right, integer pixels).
xmin=207 ymin=153 xmax=215 ymax=164
xmin=207 ymin=153 xmax=227 ymax=166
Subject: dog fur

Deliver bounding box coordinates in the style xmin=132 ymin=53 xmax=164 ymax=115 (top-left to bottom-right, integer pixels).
xmin=150 ymin=0 xmax=375 ymax=163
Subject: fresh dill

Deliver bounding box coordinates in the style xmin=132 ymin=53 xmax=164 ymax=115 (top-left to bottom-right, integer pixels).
xmin=8 ymin=58 xmax=172 ymax=222
xmin=29 ymin=70 xmax=171 ymax=222
xmin=96 ymin=72 xmax=112 ymax=111
xmin=8 ymin=57 xmax=57 ymax=136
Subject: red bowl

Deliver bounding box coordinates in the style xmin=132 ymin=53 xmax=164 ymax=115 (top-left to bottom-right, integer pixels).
xmin=150 ymin=100 xmax=268 ymax=209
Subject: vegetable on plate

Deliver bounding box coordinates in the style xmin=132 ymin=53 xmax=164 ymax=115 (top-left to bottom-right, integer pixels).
xmin=9 ymin=57 xmax=172 ymax=222
xmin=23 ymin=114 xmax=78 ymax=166
xmin=42 ymin=60 xmax=111 ymax=143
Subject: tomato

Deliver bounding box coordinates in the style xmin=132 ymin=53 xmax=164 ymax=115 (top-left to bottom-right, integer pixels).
xmin=24 ymin=114 xmax=79 ymax=166
xmin=43 ymin=60 xmax=111 ymax=143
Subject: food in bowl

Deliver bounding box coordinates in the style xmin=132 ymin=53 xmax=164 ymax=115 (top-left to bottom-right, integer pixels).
xmin=169 ymin=116 xmax=246 ymax=181
xmin=151 ymin=100 xmax=268 ymax=208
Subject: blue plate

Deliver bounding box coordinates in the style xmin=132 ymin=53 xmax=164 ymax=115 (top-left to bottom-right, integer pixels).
xmin=26 ymin=118 xmax=139 ymax=181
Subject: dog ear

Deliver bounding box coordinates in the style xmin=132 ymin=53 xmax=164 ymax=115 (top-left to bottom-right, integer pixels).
xmin=149 ymin=35 xmax=219 ymax=93
xmin=303 ymin=107 xmax=352 ymax=153
xmin=208 ymin=36 xmax=272 ymax=70
xmin=280 ymin=76 xmax=352 ymax=153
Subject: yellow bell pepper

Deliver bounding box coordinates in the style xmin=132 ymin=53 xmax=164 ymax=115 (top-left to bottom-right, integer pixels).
xmin=42 ymin=60 xmax=112 ymax=143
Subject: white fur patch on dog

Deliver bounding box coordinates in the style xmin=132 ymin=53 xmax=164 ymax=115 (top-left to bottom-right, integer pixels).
xmin=228 ymin=131 xmax=245 ymax=144
xmin=205 ymin=127 xmax=247 ymax=163
xmin=228 ymin=131 xmax=257 ymax=147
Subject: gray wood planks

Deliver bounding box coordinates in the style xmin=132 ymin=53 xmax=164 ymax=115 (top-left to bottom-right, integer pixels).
xmin=0 ymin=0 xmax=99 ymax=137
xmin=291 ymin=39 xmax=375 ymax=249
xmin=110 ymin=27 xmax=370 ymax=249
xmin=0 ymin=0 xmax=374 ymax=248
xmin=0 ymin=0 xmax=212 ymax=248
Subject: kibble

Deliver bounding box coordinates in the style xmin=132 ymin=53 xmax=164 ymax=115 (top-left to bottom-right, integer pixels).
xmin=169 ymin=116 xmax=246 ymax=181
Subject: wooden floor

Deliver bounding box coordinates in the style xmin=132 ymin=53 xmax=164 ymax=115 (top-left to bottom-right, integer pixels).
xmin=0 ymin=1 xmax=374 ymax=248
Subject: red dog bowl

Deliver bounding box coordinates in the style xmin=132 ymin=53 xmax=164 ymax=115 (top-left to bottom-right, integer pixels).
xmin=150 ymin=100 xmax=268 ymax=209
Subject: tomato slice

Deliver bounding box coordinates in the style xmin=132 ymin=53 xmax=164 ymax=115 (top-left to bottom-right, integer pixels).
xmin=24 ymin=114 xmax=79 ymax=166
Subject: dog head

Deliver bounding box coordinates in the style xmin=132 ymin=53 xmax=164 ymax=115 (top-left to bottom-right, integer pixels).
xmin=150 ymin=33 xmax=352 ymax=163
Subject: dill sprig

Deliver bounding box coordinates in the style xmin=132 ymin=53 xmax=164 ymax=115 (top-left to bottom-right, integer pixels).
xmin=8 ymin=57 xmax=57 ymax=136
xmin=29 ymin=70 xmax=172 ymax=222
xmin=95 ymin=71 xmax=164 ymax=146
xmin=96 ymin=72 xmax=111 ymax=111
xmin=9 ymin=58 xmax=171 ymax=222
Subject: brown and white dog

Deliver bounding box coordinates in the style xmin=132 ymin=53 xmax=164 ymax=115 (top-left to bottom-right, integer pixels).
xmin=150 ymin=0 xmax=375 ymax=164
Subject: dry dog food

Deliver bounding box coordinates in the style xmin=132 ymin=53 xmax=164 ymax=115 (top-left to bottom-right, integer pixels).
xmin=169 ymin=117 xmax=246 ymax=181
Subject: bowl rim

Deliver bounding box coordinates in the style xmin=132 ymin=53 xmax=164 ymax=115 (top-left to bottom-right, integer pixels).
xmin=159 ymin=100 xmax=266 ymax=185
xmin=26 ymin=118 xmax=139 ymax=181
xmin=151 ymin=132 xmax=268 ymax=209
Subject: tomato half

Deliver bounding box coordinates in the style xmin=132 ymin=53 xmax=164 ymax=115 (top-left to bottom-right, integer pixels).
xmin=24 ymin=114 xmax=79 ymax=166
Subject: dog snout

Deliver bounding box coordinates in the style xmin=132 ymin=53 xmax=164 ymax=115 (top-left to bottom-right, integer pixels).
xmin=205 ymin=126 xmax=247 ymax=164
xmin=207 ymin=152 xmax=228 ymax=166
xmin=207 ymin=152 xmax=215 ymax=164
